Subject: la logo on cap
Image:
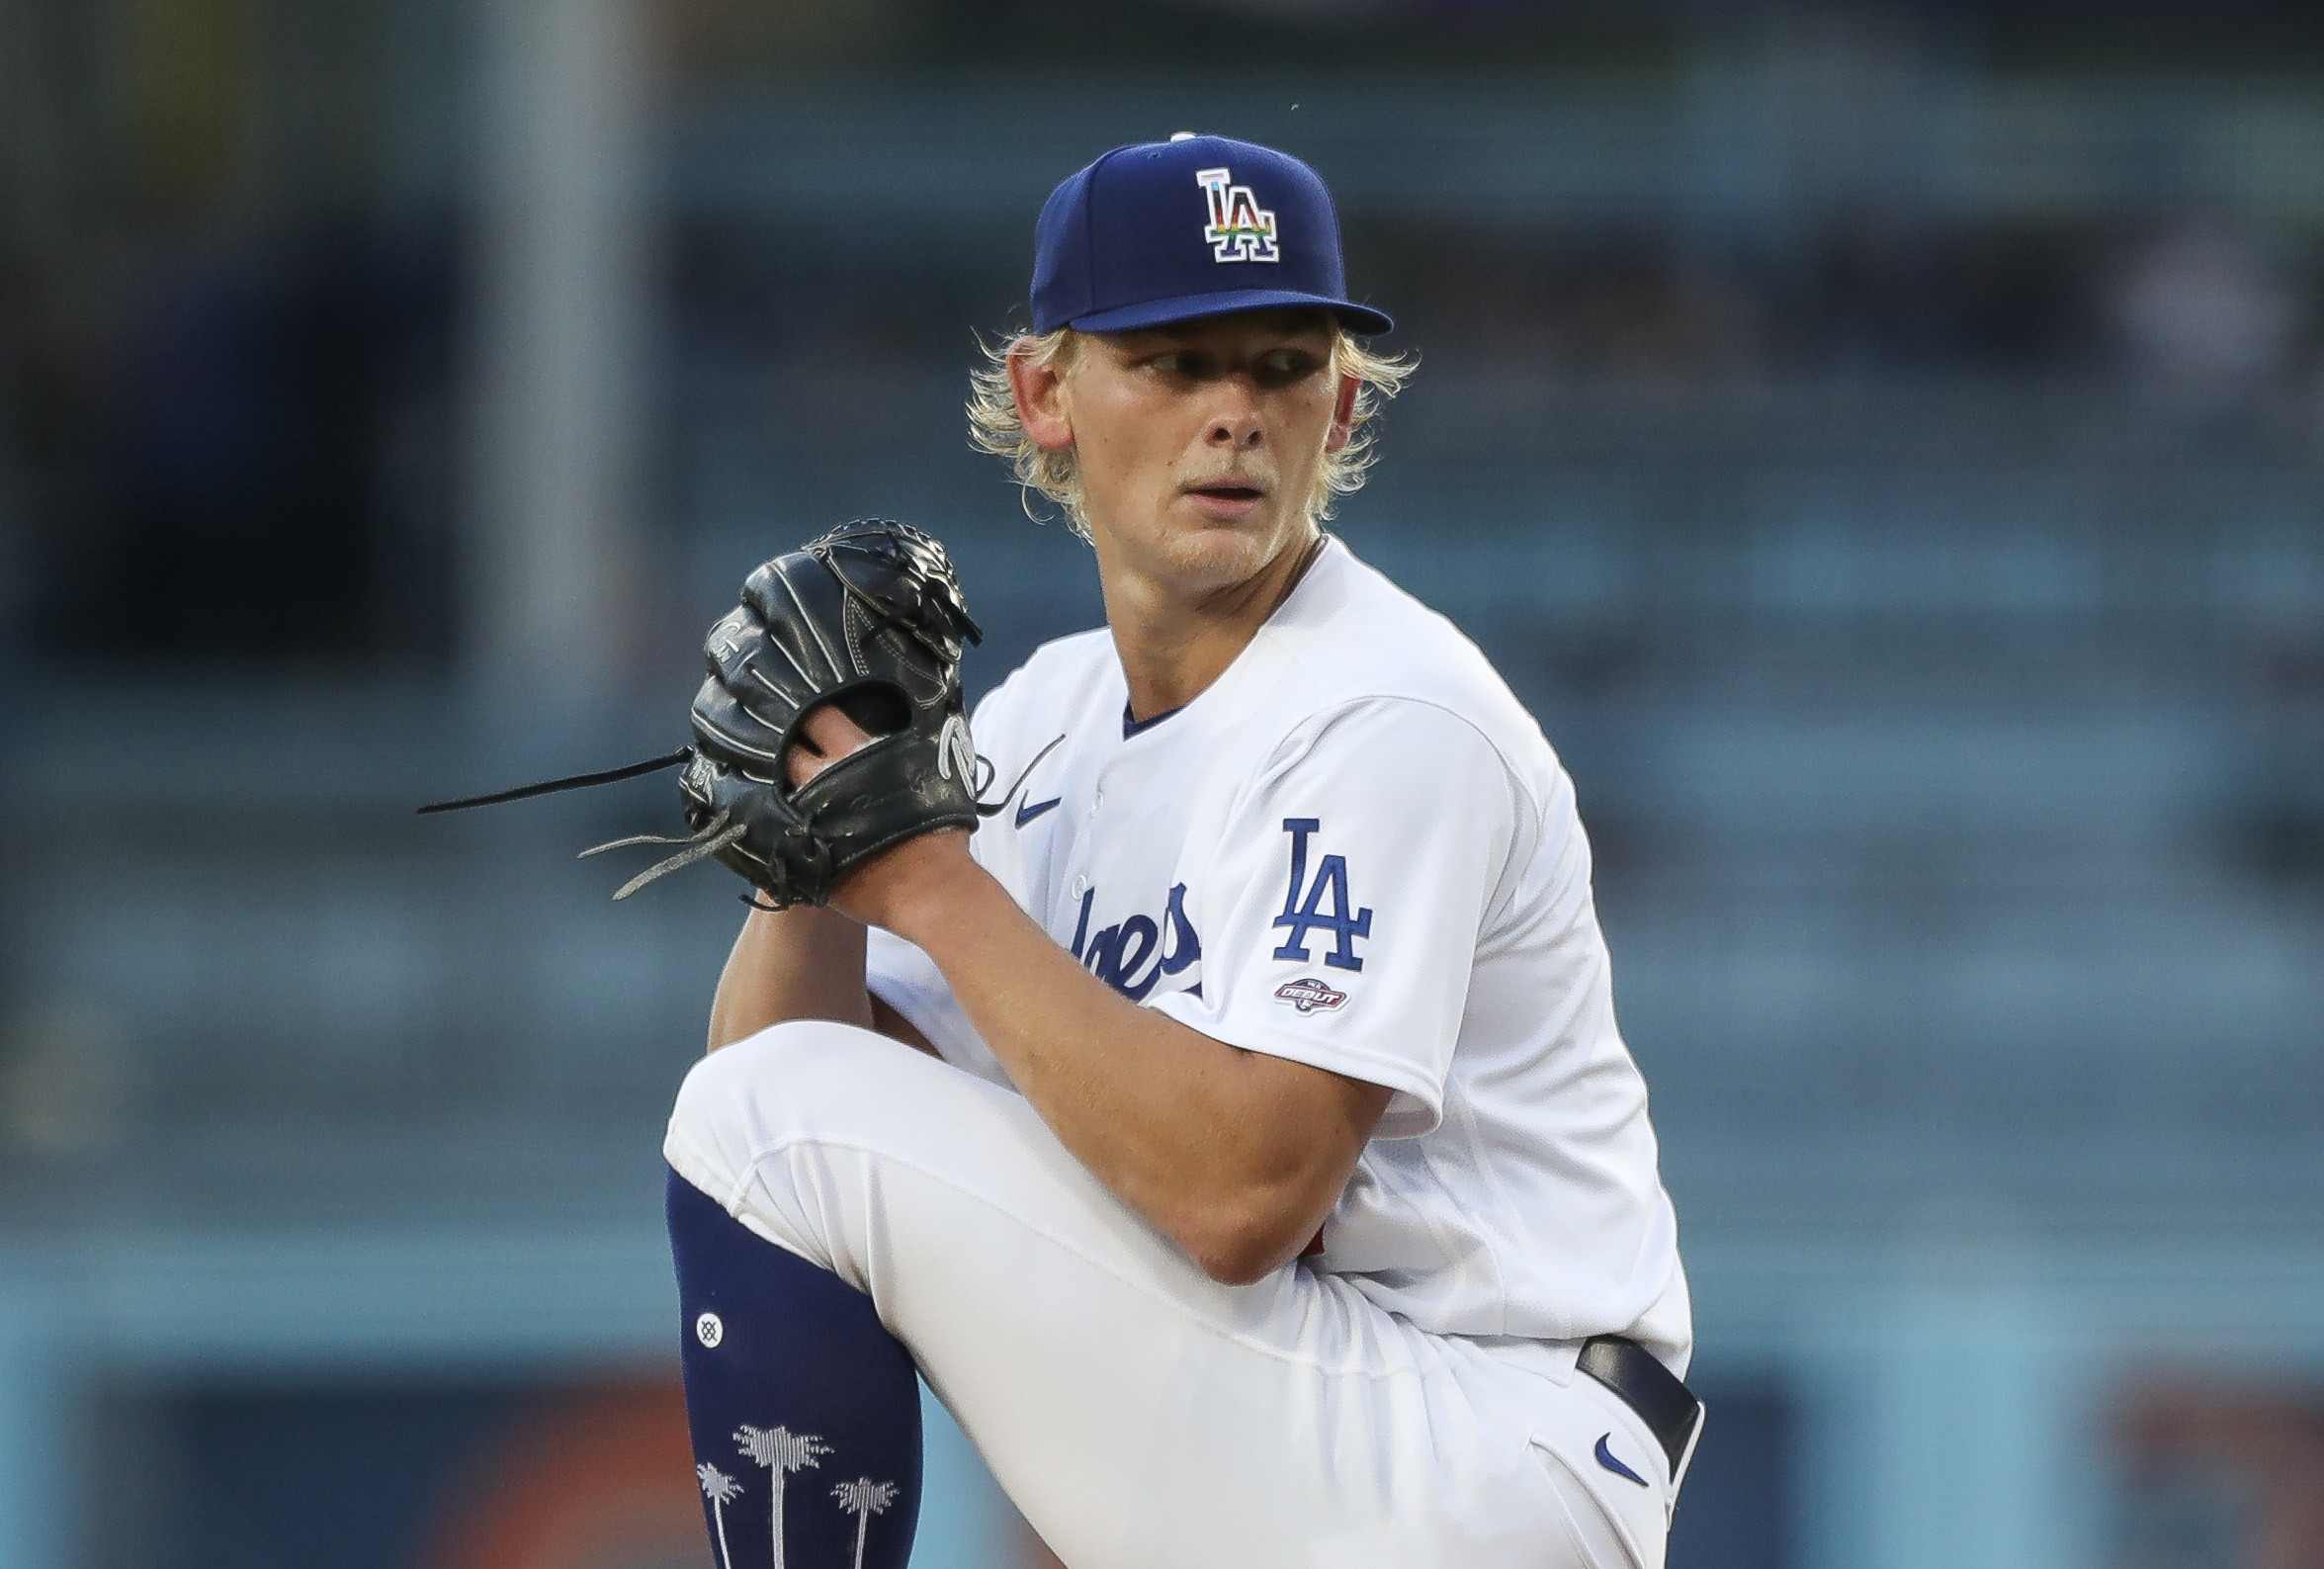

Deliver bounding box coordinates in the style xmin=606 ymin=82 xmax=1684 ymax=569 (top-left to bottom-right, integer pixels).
xmin=1025 ymin=133 xmax=1392 ymax=334
xmin=1196 ymin=168 xmax=1280 ymax=264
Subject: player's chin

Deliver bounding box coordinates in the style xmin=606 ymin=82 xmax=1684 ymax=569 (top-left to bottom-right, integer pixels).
xmin=1160 ymin=502 xmax=1292 ymax=583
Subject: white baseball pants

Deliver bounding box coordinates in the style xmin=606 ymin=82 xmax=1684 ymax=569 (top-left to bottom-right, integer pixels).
xmin=663 ymin=1020 xmax=1677 ymax=1569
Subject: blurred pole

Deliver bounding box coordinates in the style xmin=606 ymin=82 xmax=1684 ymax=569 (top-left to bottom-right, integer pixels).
xmin=0 ymin=1297 xmax=71 ymax=1569
xmin=1798 ymin=1283 xmax=2102 ymax=1569
xmin=466 ymin=0 xmax=648 ymax=713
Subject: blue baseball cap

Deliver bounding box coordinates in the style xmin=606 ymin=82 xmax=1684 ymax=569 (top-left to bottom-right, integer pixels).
xmin=1030 ymin=133 xmax=1394 ymax=337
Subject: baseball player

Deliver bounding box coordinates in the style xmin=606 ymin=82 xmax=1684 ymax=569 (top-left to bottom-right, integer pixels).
xmin=658 ymin=134 xmax=1698 ymax=1569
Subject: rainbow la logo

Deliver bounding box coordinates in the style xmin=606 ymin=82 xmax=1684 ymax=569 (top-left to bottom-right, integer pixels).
xmin=1196 ymin=167 xmax=1280 ymax=263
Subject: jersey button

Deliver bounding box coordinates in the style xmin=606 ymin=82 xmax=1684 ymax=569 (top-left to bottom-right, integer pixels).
xmin=1071 ymin=874 xmax=1088 ymax=900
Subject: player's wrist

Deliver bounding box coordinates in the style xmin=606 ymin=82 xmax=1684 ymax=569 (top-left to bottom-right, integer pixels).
xmin=832 ymin=828 xmax=988 ymax=939
xmin=749 ymin=898 xmax=862 ymax=933
xmin=887 ymin=835 xmax=992 ymax=943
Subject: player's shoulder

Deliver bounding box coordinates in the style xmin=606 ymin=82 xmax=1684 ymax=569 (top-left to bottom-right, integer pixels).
xmin=1270 ymin=540 xmax=1552 ymax=763
xmin=967 ymin=625 xmax=1114 ymax=744
xmin=991 ymin=624 xmax=1115 ymax=692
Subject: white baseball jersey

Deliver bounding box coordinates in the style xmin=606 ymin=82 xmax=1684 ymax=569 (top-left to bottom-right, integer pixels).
xmin=867 ymin=537 xmax=1690 ymax=1373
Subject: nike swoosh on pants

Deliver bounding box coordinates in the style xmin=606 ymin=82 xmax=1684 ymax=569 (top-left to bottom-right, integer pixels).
xmin=1593 ymin=1433 xmax=1648 ymax=1487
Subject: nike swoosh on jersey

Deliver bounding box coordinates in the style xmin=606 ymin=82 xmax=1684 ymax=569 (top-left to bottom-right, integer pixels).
xmin=1005 ymin=734 xmax=1070 ymax=829
xmin=1593 ymin=1434 xmax=1649 ymax=1487
xmin=1014 ymin=796 xmax=1063 ymax=828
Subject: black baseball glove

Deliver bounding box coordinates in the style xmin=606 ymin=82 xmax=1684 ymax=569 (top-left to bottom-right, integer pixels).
xmin=421 ymin=519 xmax=1001 ymax=909
xmin=655 ymin=519 xmax=987 ymax=907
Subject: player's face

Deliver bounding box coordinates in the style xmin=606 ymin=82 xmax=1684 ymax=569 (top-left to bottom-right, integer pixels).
xmin=1019 ymin=309 xmax=1360 ymax=597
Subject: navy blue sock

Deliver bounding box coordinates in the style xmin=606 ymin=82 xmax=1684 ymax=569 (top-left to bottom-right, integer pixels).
xmin=667 ymin=1167 xmax=922 ymax=1569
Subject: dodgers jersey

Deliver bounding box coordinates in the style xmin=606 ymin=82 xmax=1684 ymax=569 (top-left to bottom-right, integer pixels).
xmin=867 ymin=538 xmax=1691 ymax=1372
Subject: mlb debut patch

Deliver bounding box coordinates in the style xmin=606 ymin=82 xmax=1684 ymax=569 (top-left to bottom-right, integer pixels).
xmin=1274 ymin=977 xmax=1348 ymax=1014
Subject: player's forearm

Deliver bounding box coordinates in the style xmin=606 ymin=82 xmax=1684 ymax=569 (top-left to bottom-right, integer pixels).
xmin=881 ymin=851 xmax=1371 ymax=1282
xmin=707 ymin=904 xmax=875 ymax=1049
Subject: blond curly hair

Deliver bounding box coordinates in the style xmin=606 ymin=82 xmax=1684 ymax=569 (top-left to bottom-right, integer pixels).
xmin=966 ymin=324 xmax=1414 ymax=540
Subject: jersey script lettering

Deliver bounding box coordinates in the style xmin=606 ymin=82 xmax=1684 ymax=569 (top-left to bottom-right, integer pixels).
xmin=1070 ymin=882 xmax=1204 ymax=1002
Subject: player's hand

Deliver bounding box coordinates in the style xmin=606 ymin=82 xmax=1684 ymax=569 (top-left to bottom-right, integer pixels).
xmin=785 ymin=702 xmax=978 ymax=927
xmin=784 ymin=701 xmax=878 ymax=789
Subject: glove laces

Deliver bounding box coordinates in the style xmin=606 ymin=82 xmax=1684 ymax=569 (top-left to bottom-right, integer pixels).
xmin=417 ymin=733 xmax=1057 ymax=904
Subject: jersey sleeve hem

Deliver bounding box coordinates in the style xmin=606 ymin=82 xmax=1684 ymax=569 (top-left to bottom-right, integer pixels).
xmin=1146 ymin=991 xmax=1444 ymax=1139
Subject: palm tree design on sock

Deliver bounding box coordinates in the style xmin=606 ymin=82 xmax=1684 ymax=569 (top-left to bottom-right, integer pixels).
xmin=733 ymin=1424 xmax=830 ymax=1569
xmin=831 ymin=1478 xmax=900 ymax=1569
xmin=696 ymin=1462 xmax=742 ymax=1569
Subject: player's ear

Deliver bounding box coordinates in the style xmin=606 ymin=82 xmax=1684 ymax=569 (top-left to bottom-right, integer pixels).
xmin=1008 ymin=337 xmax=1076 ymax=453
xmin=1323 ymin=370 xmax=1360 ymax=455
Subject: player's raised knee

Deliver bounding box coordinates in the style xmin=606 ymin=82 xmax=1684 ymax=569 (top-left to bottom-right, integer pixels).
xmin=669 ymin=1017 xmax=900 ymax=1153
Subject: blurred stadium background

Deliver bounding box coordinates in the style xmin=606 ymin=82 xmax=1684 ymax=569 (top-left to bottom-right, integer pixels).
xmin=4 ymin=0 xmax=2323 ymax=1565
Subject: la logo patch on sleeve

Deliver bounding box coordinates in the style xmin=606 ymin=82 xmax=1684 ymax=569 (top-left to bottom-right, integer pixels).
xmin=1270 ymin=819 xmax=1372 ymax=972
xmin=1274 ymin=977 xmax=1347 ymax=1013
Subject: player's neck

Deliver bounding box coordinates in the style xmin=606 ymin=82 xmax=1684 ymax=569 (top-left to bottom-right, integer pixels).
xmin=1095 ymin=528 xmax=1326 ymax=722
